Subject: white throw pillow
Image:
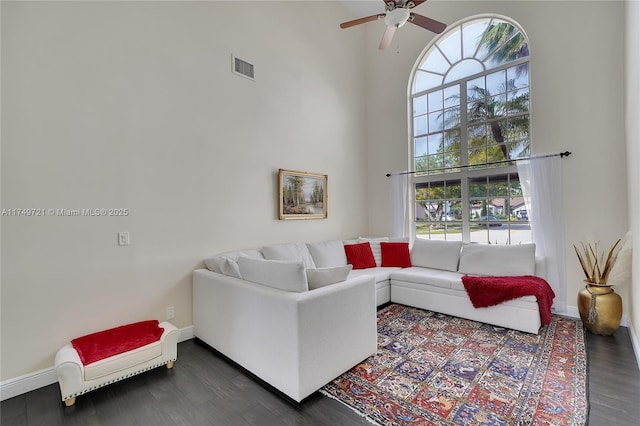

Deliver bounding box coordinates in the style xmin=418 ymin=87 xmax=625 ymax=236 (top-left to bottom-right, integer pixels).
xmin=237 ymin=257 xmax=308 ymax=293
xmin=410 ymin=239 xmax=463 ymax=272
xmin=219 ymin=258 xmax=242 ymax=279
xmin=204 ymin=249 xmax=264 ymax=273
xmin=306 ymin=265 xmax=353 ymax=290
xmin=458 ymin=243 xmax=536 ymax=276
xmin=262 ymin=242 xmax=317 ymax=269
xmin=306 ymin=240 xmax=348 ymax=268
xmin=358 ymin=237 xmax=389 ymax=266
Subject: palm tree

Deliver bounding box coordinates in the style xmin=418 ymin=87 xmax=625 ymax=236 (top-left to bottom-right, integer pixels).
xmin=480 ymin=22 xmax=529 ymax=75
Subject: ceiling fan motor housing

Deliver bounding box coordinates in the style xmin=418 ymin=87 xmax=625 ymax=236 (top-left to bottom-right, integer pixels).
xmin=385 ymin=7 xmax=410 ymax=28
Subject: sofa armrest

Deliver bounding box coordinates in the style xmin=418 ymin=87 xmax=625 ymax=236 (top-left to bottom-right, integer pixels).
xmin=54 ymin=344 xmax=84 ymax=400
xmin=159 ymin=322 xmax=180 ymax=363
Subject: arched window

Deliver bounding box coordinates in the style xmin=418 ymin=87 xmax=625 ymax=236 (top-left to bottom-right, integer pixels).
xmin=409 ymin=16 xmax=530 ymax=244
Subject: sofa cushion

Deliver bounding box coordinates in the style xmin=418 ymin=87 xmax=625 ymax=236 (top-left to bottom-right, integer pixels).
xmin=391 ymin=267 xmax=461 ymax=289
xmin=380 ymin=242 xmax=412 ymax=267
xmin=204 ymin=249 xmax=264 ymax=273
xmin=344 ymin=242 xmax=377 ymax=269
xmin=349 ymin=266 xmax=401 ymax=283
xmin=410 ymin=239 xmax=463 ymax=272
xmin=306 ymin=240 xmax=348 ymax=268
xmin=306 ymin=265 xmax=353 ymax=290
xmin=358 ymin=237 xmax=389 ymax=266
xmin=237 ymin=257 xmax=308 ymax=293
xmin=83 ymin=340 xmax=162 ymax=381
xmin=458 ymin=243 xmax=536 ymax=276
xmin=262 ymin=242 xmax=316 ymax=269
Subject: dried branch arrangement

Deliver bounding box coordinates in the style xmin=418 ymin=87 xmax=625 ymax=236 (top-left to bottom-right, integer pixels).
xmin=573 ymin=239 xmax=621 ymax=285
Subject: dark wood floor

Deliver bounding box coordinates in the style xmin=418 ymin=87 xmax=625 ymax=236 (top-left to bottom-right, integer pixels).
xmin=2 ymin=326 xmax=639 ymax=426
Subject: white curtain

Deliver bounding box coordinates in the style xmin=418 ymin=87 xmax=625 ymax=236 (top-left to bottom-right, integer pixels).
xmin=517 ymin=156 xmax=567 ymax=312
xmin=389 ymin=173 xmax=408 ymax=238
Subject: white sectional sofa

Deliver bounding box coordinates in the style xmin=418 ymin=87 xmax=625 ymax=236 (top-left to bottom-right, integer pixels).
xmin=193 ymin=237 xmax=546 ymax=402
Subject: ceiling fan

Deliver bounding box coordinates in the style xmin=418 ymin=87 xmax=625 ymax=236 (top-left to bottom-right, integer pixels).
xmin=340 ymin=0 xmax=447 ymax=50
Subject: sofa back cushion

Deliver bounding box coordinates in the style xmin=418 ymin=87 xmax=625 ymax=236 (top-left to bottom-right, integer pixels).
xmin=306 ymin=240 xmax=348 ymax=268
xmin=204 ymin=249 xmax=264 ymax=273
xmin=261 ymin=242 xmax=316 ymax=269
xmin=458 ymin=243 xmax=536 ymax=276
xmin=357 ymin=237 xmax=389 ymax=266
xmin=410 ymin=239 xmax=463 ymax=272
xmin=237 ymin=257 xmax=308 ymax=293
xmin=306 ymin=265 xmax=353 ymax=290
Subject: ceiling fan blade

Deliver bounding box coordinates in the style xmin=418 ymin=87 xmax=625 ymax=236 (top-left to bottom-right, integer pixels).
xmin=379 ymin=25 xmax=397 ymax=50
xmin=406 ymin=0 xmax=428 ymax=9
xmin=408 ymin=13 xmax=447 ymax=34
xmin=340 ymin=14 xmax=385 ymax=29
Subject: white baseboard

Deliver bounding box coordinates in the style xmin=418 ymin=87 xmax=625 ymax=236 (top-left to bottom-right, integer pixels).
xmin=0 ymin=325 xmax=195 ymax=402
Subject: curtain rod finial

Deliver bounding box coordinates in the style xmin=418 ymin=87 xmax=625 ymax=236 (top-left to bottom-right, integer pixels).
xmin=561 ymin=151 xmax=572 ymax=157
xmin=386 ymin=173 xmax=391 ymax=177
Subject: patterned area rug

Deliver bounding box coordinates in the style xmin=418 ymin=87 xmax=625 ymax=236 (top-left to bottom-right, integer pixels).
xmin=322 ymin=304 xmax=587 ymax=425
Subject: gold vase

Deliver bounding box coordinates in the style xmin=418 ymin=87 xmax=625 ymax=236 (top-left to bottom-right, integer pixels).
xmin=577 ymin=283 xmax=622 ymax=335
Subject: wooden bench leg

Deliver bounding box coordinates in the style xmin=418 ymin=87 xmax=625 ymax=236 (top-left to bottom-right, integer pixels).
xmin=64 ymin=397 xmax=76 ymax=407
xmin=166 ymin=361 xmax=174 ymax=369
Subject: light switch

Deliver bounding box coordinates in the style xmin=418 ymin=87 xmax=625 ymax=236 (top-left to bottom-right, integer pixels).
xmin=118 ymin=231 xmax=130 ymax=246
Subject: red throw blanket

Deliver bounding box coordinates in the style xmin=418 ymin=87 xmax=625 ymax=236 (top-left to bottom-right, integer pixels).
xmin=71 ymin=320 xmax=164 ymax=365
xmin=461 ymin=275 xmax=556 ymax=326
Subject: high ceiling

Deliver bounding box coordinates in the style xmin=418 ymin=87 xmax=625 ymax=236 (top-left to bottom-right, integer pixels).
xmin=340 ymin=0 xmax=385 ymax=18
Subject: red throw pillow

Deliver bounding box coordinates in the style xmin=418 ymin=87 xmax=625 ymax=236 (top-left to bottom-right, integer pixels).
xmin=380 ymin=242 xmax=412 ymax=267
xmin=344 ymin=242 xmax=377 ymax=269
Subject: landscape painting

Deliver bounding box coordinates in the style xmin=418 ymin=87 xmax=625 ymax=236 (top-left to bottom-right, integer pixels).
xmin=278 ymin=169 xmax=327 ymax=220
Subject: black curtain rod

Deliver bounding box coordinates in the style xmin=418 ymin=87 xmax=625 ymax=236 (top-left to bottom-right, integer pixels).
xmin=385 ymin=151 xmax=572 ymax=177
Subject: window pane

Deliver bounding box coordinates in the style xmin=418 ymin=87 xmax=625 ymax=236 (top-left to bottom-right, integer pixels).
xmin=445 ymin=59 xmax=484 ymax=83
xmin=428 ymin=111 xmax=443 ymax=132
xmin=428 ymin=90 xmax=444 ymax=111
xmin=443 ymin=107 xmax=460 ymax=129
xmin=444 ymin=85 xmax=460 ymax=107
xmin=508 ymin=63 xmax=529 ymax=88
xmin=414 ymin=95 xmax=427 ymax=115
xmin=486 ymin=69 xmax=506 ymax=95
xmin=428 ymin=133 xmax=443 ymax=155
xmin=445 ymin=181 xmax=462 ymax=198
xmin=467 ymin=76 xmax=485 ymax=96
xmin=443 ymin=130 xmax=460 ymax=151
xmin=462 ymin=19 xmax=490 ymax=58
xmin=438 ymin=29 xmax=462 ymax=63
xmin=415 ymin=137 xmax=427 ymax=157
xmin=414 ymin=70 xmax=442 ymax=93
xmin=414 ymin=115 xmax=427 ymax=136
xmin=468 ymin=148 xmax=487 ymax=165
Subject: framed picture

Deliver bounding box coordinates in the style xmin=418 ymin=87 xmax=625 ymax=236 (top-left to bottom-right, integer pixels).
xmin=278 ymin=169 xmax=327 ymax=220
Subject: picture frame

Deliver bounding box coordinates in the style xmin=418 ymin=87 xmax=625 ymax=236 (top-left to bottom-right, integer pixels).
xmin=278 ymin=169 xmax=327 ymax=220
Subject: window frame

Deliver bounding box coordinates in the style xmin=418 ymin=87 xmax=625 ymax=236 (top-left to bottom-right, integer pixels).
xmin=408 ymin=16 xmax=531 ymax=244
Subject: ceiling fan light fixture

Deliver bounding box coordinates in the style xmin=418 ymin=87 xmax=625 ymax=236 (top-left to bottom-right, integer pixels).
xmin=385 ymin=8 xmax=410 ymax=28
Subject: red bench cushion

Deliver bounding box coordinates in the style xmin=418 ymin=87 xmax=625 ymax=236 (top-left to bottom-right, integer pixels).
xmin=71 ymin=320 xmax=164 ymax=365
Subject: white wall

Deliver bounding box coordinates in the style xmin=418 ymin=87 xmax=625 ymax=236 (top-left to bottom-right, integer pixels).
xmin=1 ymin=1 xmax=368 ymax=380
xmin=625 ymin=0 xmax=640 ymax=358
xmin=364 ymin=1 xmax=630 ymax=314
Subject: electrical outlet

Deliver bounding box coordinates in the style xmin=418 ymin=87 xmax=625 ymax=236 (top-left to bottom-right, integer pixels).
xmin=118 ymin=231 xmax=130 ymax=246
xmin=166 ymin=306 xmax=175 ymax=320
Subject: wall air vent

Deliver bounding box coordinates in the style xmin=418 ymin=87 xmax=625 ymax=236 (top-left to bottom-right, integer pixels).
xmin=232 ymin=55 xmax=255 ymax=81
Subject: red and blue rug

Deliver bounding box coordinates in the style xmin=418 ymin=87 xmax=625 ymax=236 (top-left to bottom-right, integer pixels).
xmin=322 ymin=304 xmax=587 ymax=425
